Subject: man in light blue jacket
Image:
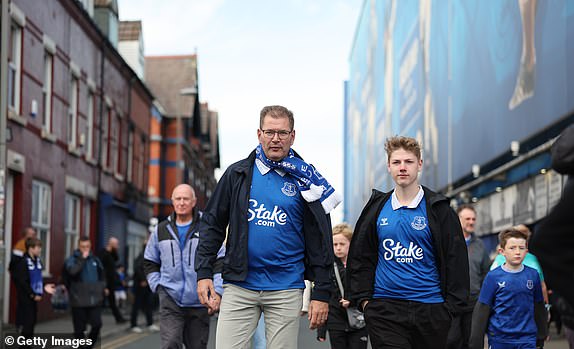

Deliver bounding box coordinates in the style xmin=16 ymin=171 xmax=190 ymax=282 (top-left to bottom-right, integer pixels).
xmin=144 ymin=184 xmax=224 ymax=349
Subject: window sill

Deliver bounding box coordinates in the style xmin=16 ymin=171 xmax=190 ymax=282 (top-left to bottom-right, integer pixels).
xmin=114 ymin=173 xmax=125 ymax=182
xmin=68 ymin=145 xmax=82 ymax=157
xmin=8 ymin=109 xmax=27 ymax=126
xmin=41 ymin=129 xmax=57 ymax=143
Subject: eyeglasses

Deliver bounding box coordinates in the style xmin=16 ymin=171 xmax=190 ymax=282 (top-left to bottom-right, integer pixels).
xmin=260 ymin=129 xmax=292 ymax=140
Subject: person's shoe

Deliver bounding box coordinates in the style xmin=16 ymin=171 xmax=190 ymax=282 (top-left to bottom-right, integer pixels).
xmin=147 ymin=324 xmax=160 ymax=332
xmin=130 ymin=326 xmax=143 ymax=334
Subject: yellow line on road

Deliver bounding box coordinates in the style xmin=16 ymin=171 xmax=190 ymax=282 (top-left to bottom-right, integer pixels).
xmin=101 ymin=332 xmax=147 ymax=349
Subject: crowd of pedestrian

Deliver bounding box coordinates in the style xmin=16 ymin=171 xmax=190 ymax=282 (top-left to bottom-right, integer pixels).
xmin=7 ymin=106 xmax=573 ymax=349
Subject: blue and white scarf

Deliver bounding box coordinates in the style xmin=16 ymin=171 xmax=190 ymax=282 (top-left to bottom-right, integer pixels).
xmin=256 ymin=144 xmax=342 ymax=214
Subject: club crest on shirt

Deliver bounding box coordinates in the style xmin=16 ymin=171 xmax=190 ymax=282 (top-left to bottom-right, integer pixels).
xmin=526 ymin=280 xmax=534 ymax=290
xmin=281 ymin=182 xmax=297 ymax=197
xmin=411 ymin=216 xmax=427 ymax=230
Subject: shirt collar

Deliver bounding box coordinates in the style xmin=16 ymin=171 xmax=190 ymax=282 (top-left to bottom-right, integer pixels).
xmin=255 ymin=158 xmax=286 ymax=176
xmin=391 ymin=186 xmax=424 ymax=210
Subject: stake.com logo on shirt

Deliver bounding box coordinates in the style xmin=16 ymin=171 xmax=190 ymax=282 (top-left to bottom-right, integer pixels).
xmin=247 ymin=199 xmax=287 ymax=227
xmin=381 ymin=238 xmax=424 ymax=263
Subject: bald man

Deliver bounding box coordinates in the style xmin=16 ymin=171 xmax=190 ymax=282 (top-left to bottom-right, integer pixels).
xmin=144 ymin=184 xmax=224 ymax=349
xmin=99 ymin=236 xmax=126 ymax=323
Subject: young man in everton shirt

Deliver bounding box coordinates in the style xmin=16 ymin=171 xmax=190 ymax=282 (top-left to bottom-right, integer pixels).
xmin=196 ymin=105 xmax=341 ymax=349
xmin=347 ymin=136 xmax=469 ymax=348
xmin=469 ymin=228 xmax=547 ymax=349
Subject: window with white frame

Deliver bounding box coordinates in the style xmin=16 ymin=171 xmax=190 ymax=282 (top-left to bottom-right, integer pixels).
xmin=64 ymin=193 xmax=81 ymax=257
xmin=112 ymin=114 xmax=121 ymax=175
xmin=139 ymin=135 xmax=146 ymax=188
xmin=32 ymin=181 xmax=51 ymax=272
xmin=68 ymin=75 xmax=79 ymax=148
xmin=127 ymin=128 xmax=134 ymax=182
xmin=8 ymin=22 xmax=22 ymax=113
xmin=86 ymin=90 xmax=95 ymax=159
xmin=101 ymin=106 xmax=111 ymax=167
xmin=83 ymin=200 xmax=91 ymax=240
xmin=42 ymin=52 xmax=53 ymax=132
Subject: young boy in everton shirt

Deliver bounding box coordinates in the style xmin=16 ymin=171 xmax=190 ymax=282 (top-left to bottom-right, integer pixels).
xmin=347 ymin=136 xmax=469 ymax=348
xmin=470 ymin=228 xmax=547 ymax=349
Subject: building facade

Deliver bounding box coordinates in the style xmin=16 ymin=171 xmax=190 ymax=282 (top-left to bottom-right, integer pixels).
xmin=344 ymin=0 xmax=574 ymax=249
xmin=2 ymin=0 xmax=153 ymax=322
xmin=145 ymin=55 xmax=219 ymax=220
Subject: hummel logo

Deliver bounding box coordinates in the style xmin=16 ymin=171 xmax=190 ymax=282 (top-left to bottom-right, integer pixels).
xmin=497 ymin=281 xmax=506 ymax=288
xmin=380 ymin=218 xmax=389 ymax=226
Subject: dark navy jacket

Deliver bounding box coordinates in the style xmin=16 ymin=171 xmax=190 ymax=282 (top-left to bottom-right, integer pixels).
xmin=195 ymin=150 xmax=334 ymax=302
xmin=347 ymin=186 xmax=470 ymax=314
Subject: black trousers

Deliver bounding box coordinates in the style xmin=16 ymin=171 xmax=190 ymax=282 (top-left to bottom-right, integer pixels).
xmin=18 ymin=297 xmax=37 ymax=349
xmin=158 ymin=286 xmax=210 ymax=349
xmin=364 ymin=299 xmax=452 ymax=349
xmin=328 ymin=328 xmax=369 ymax=349
xmin=106 ymin=291 xmax=125 ymax=322
xmin=446 ymin=308 xmax=473 ymax=349
xmin=72 ymin=306 xmax=102 ymax=347
xmin=131 ymin=285 xmax=154 ymax=327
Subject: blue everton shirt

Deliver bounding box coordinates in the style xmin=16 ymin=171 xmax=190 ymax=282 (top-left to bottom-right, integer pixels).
xmin=232 ymin=159 xmax=305 ymax=291
xmin=373 ymin=187 xmax=443 ymax=303
xmin=479 ymin=264 xmax=543 ymax=345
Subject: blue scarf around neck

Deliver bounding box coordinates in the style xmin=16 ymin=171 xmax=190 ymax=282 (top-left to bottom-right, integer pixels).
xmin=256 ymin=144 xmax=342 ymax=214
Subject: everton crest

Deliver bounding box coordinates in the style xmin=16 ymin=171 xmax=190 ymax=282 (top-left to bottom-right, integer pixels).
xmin=526 ymin=280 xmax=534 ymax=290
xmin=281 ymin=182 xmax=297 ymax=197
xmin=411 ymin=216 xmax=427 ymax=230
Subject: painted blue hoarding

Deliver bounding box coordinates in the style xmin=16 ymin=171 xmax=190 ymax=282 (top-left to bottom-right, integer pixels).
xmin=344 ymin=0 xmax=574 ymax=224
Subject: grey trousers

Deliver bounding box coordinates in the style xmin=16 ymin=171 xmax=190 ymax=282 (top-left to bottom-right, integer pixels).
xmin=216 ymin=284 xmax=303 ymax=349
xmin=158 ymin=286 xmax=210 ymax=349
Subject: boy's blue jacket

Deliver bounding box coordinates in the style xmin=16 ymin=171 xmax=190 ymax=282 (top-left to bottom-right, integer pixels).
xmin=144 ymin=211 xmax=224 ymax=307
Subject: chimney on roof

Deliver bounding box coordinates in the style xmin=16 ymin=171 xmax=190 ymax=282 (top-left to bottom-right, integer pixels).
xmin=94 ymin=0 xmax=119 ymax=48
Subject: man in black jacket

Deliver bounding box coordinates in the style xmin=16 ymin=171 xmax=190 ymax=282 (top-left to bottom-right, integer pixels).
xmin=196 ymin=105 xmax=340 ymax=349
xmin=65 ymin=236 xmax=107 ymax=346
xmin=99 ymin=236 xmax=126 ymax=323
xmin=347 ymin=136 xmax=469 ymax=348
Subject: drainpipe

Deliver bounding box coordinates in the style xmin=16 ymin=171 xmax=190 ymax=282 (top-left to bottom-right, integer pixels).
xmin=96 ymin=38 xmax=105 ymax=249
xmin=0 ymin=0 xmax=10 ymax=334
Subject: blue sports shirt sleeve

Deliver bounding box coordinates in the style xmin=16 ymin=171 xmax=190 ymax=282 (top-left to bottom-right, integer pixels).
xmin=478 ymin=271 xmax=496 ymax=307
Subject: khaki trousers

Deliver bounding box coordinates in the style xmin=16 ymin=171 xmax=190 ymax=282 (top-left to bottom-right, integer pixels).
xmin=216 ymin=284 xmax=303 ymax=349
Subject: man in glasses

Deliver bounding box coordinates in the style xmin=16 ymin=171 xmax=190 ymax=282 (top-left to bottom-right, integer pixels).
xmin=196 ymin=105 xmax=341 ymax=349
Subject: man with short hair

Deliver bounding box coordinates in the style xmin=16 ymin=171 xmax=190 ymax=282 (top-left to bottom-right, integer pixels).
xmin=65 ymin=236 xmax=107 ymax=346
xmin=196 ymin=105 xmax=341 ymax=349
xmin=99 ymin=236 xmax=126 ymax=324
xmin=347 ymin=136 xmax=469 ymax=348
xmin=144 ymin=184 xmax=223 ymax=349
xmin=447 ymin=204 xmax=490 ymax=349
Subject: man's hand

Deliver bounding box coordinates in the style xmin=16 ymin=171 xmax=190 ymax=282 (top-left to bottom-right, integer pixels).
xmin=339 ymin=298 xmax=350 ymax=308
xmin=197 ymin=279 xmax=215 ymax=306
xmin=207 ymin=293 xmax=221 ymax=315
xmin=308 ymin=300 xmax=329 ymax=329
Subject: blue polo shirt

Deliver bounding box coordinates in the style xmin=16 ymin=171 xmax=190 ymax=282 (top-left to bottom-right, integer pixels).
xmin=479 ymin=264 xmax=543 ymax=345
xmin=373 ymin=187 xmax=443 ymax=303
xmin=232 ymin=159 xmax=305 ymax=291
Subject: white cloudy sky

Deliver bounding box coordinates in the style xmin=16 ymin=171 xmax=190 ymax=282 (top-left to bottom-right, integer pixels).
xmin=119 ymin=0 xmax=364 ymax=223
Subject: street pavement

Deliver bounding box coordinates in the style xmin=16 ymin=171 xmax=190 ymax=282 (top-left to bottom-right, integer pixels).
xmin=18 ymin=308 xmax=571 ymax=348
